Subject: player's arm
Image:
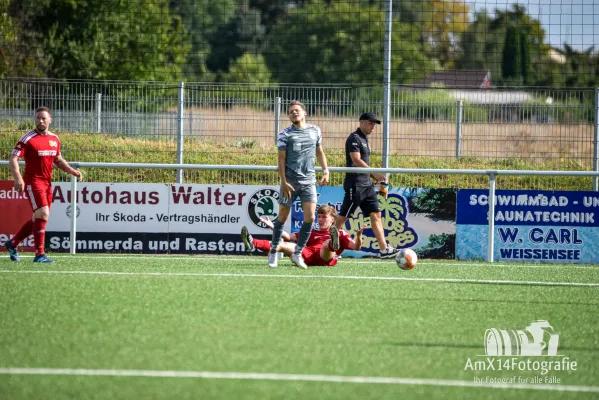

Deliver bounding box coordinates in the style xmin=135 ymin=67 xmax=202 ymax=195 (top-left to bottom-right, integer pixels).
xmin=346 ymin=227 xmax=365 ymax=250
xmin=349 ymin=152 xmax=385 ymax=183
xmin=259 ymin=216 xmax=293 ymax=241
xmin=316 ymin=145 xmax=329 ymax=185
xmin=8 ymin=154 xmax=25 ymax=193
xmin=277 ymin=149 xmax=293 ymax=200
xmin=54 ymin=155 xmax=83 ymax=180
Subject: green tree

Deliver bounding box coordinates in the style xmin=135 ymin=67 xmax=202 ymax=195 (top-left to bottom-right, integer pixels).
xmin=457 ymin=4 xmax=547 ymax=85
xmin=520 ymin=30 xmax=531 ymax=84
xmin=557 ymin=44 xmax=598 ymax=88
xmin=394 ymin=0 xmax=470 ymax=68
xmin=264 ymin=0 xmax=434 ymax=84
xmin=456 ymin=11 xmax=491 ymax=70
xmin=219 ymin=53 xmax=275 ymax=104
xmin=249 ymin=0 xmax=307 ymax=32
xmin=207 ymin=8 xmax=265 ymax=73
xmin=169 ymin=0 xmax=237 ymax=79
xmin=8 ymin=0 xmax=189 ymax=80
xmin=409 ymin=189 xmax=456 ymax=220
xmin=415 ymin=233 xmax=456 ymax=259
xmin=0 ymin=2 xmax=43 ymax=77
xmin=221 ymin=53 xmax=272 ymax=83
xmin=492 ymin=5 xmax=547 ymax=84
xmin=501 ymin=24 xmax=521 ymax=81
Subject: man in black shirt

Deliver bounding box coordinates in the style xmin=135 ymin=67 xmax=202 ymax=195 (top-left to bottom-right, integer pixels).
xmin=335 ymin=112 xmax=401 ymax=259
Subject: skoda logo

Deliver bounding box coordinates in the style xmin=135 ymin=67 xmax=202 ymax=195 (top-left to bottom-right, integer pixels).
xmin=247 ymin=188 xmax=279 ymax=228
xmin=66 ymin=205 xmax=80 ymax=218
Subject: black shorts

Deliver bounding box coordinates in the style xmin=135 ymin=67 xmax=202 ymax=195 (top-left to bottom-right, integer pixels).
xmin=339 ymin=184 xmax=380 ymax=217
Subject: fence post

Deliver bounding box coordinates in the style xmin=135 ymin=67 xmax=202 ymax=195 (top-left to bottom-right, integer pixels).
xmin=69 ymin=174 xmax=78 ymax=254
xmin=594 ymin=87 xmax=599 ymax=191
xmin=456 ymin=100 xmax=463 ymax=158
xmin=96 ymin=93 xmax=102 ymax=133
xmin=274 ymin=97 xmax=281 ymax=144
xmin=176 ymin=82 xmax=185 ymax=184
xmin=381 ymin=0 xmax=392 ymax=171
xmin=487 ymin=173 xmax=496 ymax=263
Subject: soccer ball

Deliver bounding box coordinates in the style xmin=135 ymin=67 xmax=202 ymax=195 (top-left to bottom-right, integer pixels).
xmin=396 ymin=248 xmax=418 ymax=270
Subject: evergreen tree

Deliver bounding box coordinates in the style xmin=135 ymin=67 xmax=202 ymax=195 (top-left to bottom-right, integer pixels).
xmin=501 ymin=24 xmax=521 ymax=81
xmin=520 ymin=30 xmax=531 ymax=84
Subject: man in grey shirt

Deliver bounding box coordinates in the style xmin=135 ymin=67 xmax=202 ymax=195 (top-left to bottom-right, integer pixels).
xmin=268 ymin=100 xmax=330 ymax=269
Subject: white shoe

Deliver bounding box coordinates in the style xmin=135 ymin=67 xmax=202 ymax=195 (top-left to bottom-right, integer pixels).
xmin=291 ymin=253 xmax=307 ymax=269
xmin=378 ymin=246 xmax=401 ymax=259
xmin=267 ymin=252 xmax=279 ymax=268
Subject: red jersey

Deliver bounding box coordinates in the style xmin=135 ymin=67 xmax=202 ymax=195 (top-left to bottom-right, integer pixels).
xmin=12 ymin=129 xmax=61 ymax=182
xmin=306 ymin=228 xmax=352 ymax=255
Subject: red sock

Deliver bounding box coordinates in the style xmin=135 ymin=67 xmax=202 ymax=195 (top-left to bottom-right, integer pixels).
xmin=33 ymin=219 xmax=47 ymax=256
xmin=327 ymin=241 xmax=334 ymax=251
xmin=10 ymin=220 xmax=34 ymax=247
xmin=254 ymin=239 xmax=271 ymax=253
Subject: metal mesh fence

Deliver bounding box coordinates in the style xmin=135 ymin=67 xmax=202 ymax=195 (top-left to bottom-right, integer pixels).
xmin=1 ymin=78 xmax=597 ymax=190
xmin=1 ymin=1 xmax=597 ymax=87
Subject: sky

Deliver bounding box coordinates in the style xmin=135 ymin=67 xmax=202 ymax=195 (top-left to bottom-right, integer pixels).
xmin=466 ymin=0 xmax=598 ymax=49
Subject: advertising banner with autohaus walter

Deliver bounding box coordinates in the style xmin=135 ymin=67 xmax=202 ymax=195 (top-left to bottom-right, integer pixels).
xmin=0 ymin=182 xmax=285 ymax=255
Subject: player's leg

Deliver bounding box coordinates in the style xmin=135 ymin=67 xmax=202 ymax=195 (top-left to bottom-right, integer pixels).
xmin=31 ymin=182 xmax=53 ymax=263
xmin=6 ymin=181 xmax=45 ymax=261
xmin=32 ymin=206 xmax=52 ymax=262
xmin=6 ymin=217 xmax=34 ymax=262
xmin=306 ymin=246 xmax=338 ymax=267
xmin=277 ymin=242 xmax=296 ymax=258
xmin=241 ymin=226 xmax=256 ymax=253
xmin=319 ymin=226 xmax=340 ymax=262
xmin=268 ymin=204 xmax=290 ymax=268
xmin=294 ymin=199 xmax=315 ymax=251
xmin=242 ymin=230 xmax=272 ymax=254
xmin=269 ymin=183 xmax=297 ymax=268
xmin=336 ymin=187 xmax=357 ymax=229
xmin=362 ymin=190 xmax=399 ymax=259
xmin=291 ymin=185 xmax=317 ymax=269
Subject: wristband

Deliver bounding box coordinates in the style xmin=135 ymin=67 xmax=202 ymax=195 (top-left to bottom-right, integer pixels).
xmin=322 ymin=169 xmax=329 ymax=175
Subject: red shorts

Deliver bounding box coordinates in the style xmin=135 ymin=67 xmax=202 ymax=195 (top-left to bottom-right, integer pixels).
xmin=301 ymin=245 xmax=338 ymax=267
xmin=25 ymin=180 xmax=52 ymax=211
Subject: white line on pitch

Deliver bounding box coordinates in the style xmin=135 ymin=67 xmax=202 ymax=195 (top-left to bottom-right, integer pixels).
xmin=0 ymin=368 xmax=597 ymax=393
xmin=1 ymin=270 xmax=597 ymax=287
xmin=5 ymin=254 xmax=598 ymax=269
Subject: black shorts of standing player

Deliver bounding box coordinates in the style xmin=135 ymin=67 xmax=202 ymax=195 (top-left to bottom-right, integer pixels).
xmin=339 ymin=184 xmax=380 ymax=217
xmin=338 ymin=182 xmax=399 ymax=259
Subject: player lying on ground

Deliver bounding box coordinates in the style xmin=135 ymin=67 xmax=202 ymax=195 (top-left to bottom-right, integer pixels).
xmin=241 ymin=205 xmax=363 ymax=268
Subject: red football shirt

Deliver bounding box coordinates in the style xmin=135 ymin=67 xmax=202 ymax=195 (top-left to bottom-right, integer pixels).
xmin=12 ymin=129 xmax=61 ymax=182
xmin=306 ymin=228 xmax=352 ymax=255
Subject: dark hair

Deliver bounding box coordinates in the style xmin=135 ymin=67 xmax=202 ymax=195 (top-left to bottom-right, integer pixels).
xmin=317 ymin=204 xmax=338 ymax=218
xmin=35 ymin=106 xmax=52 ymax=116
xmin=287 ymin=100 xmax=306 ymax=112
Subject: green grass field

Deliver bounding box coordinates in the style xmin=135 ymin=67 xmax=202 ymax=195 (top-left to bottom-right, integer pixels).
xmin=1 ymin=254 xmax=598 ymax=399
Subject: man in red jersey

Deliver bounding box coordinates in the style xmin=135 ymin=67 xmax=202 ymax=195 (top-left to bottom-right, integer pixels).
xmin=241 ymin=205 xmax=363 ymax=267
xmin=5 ymin=107 xmax=82 ymax=263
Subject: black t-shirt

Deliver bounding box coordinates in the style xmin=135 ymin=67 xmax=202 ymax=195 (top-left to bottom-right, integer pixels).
xmin=343 ymin=128 xmax=372 ymax=187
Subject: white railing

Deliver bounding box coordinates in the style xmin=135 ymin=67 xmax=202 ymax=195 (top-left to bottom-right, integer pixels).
xmin=2 ymin=161 xmax=599 ymax=262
